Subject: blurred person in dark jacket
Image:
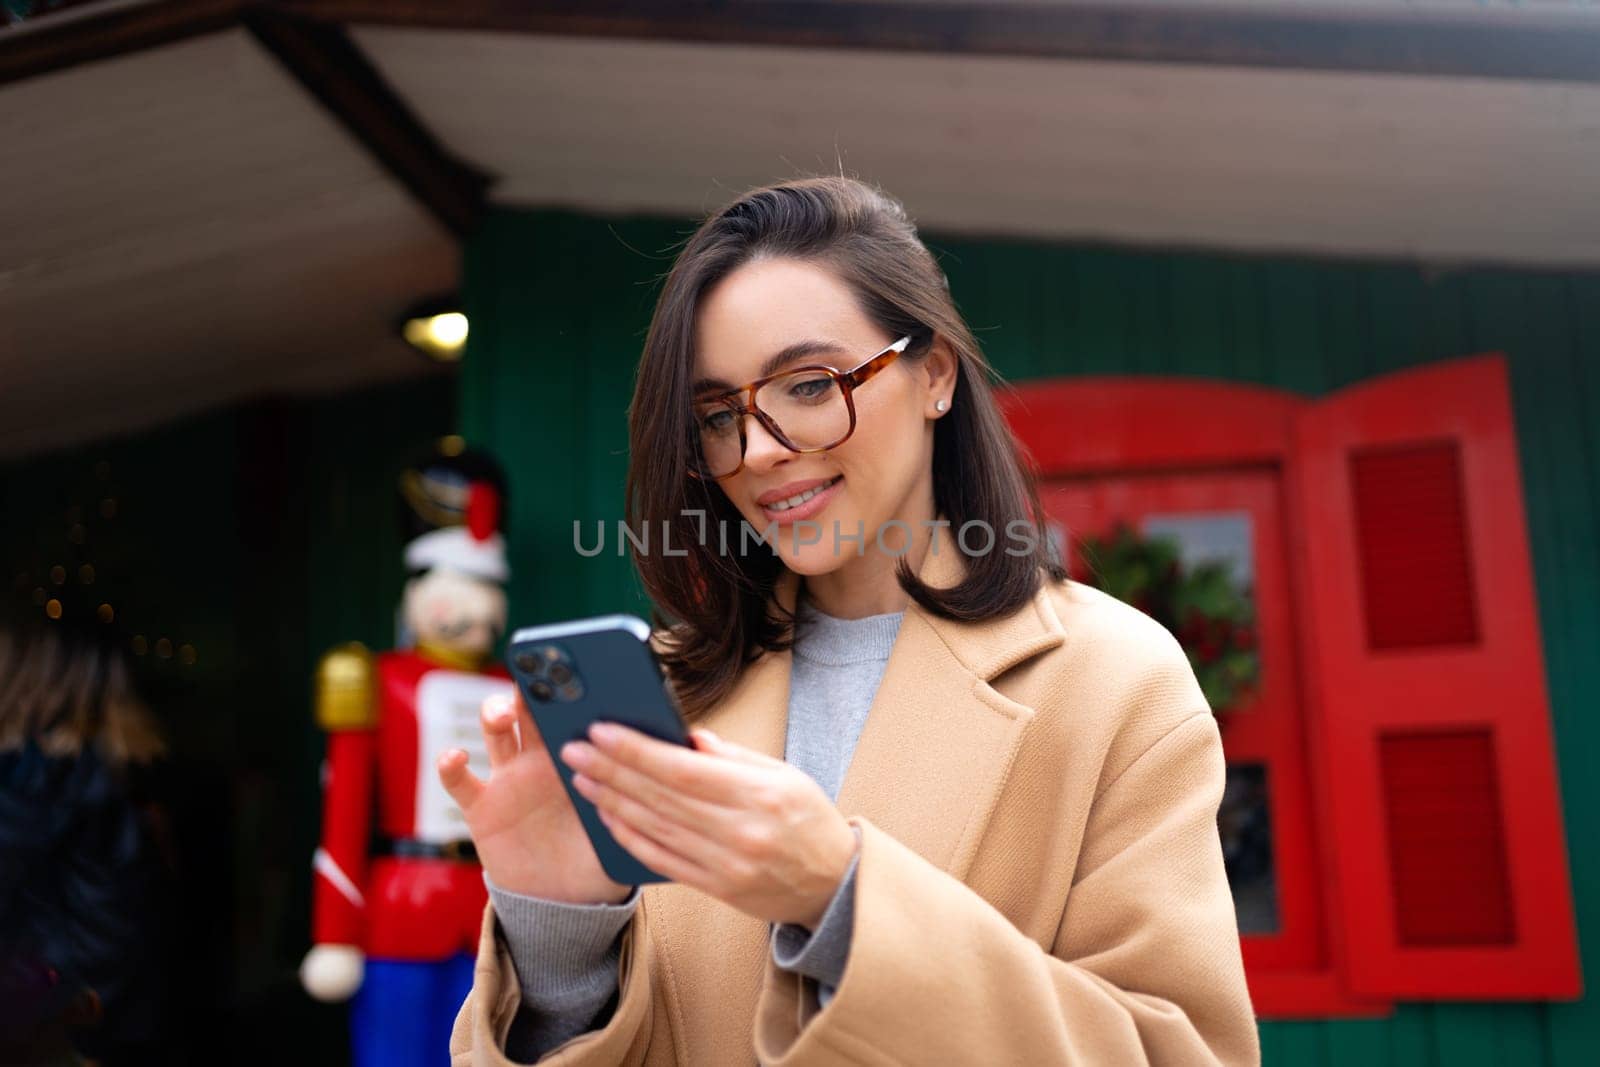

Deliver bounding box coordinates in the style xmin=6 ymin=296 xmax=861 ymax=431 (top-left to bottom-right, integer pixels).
xmin=0 ymin=614 xmax=177 ymax=1066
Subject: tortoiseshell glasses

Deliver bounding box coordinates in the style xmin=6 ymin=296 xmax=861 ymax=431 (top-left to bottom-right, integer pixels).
xmin=689 ymin=335 xmax=913 ymax=480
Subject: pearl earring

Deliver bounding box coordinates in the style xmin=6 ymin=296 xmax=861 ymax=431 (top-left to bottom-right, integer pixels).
xmin=935 ymin=399 xmax=948 ymax=412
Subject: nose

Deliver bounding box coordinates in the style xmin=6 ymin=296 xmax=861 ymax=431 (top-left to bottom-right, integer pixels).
xmin=739 ymin=412 xmax=790 ymax=473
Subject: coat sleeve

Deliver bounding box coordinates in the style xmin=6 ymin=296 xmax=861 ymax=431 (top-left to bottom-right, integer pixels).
xmin=449 ymin=891 xmax=668 ymax=1066
xmin=752 ymin=707 xmax=1260 ymax=1065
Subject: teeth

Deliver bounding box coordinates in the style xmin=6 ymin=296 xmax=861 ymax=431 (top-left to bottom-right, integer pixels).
xmin=768 ymin=476 xmax=840 ymax=511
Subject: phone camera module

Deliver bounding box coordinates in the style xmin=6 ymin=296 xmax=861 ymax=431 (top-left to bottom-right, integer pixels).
xmin=529 ymin=678 xmax=555 ymax=702
xmin=514 ymin=652 xmax=543 ymax=675
xmin=548 ymin=662 xmax=573 ymax=686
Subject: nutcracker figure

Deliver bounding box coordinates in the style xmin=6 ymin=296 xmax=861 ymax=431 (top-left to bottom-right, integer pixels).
xmin=298 ymin=440 xmax=516 ymax=1067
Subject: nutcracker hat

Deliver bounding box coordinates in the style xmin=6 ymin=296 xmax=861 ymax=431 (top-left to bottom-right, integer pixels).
xmin=397 ymin=438 xmax=510 ymax=584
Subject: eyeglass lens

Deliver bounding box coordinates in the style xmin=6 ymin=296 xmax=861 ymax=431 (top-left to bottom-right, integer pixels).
xmin=694 ymin=367 xmax=851 ymax=477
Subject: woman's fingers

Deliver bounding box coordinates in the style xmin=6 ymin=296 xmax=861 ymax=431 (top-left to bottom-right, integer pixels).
xmin=480 ymin=693 xmax=520 ymax=768
xmin=565 ymin=741 xmax=726 ymax=829
xmin=594 ymin=804 xmax=712 ymax=889
xmin=572 ymin=770 xmax=726 ymax=872
xmin=437 ymin=748 xmax=484 ymax=810
xmin=691 ymin=728 xmax=782 ymax=768
xmin=584 ymin=723 xmax=753 ymax=805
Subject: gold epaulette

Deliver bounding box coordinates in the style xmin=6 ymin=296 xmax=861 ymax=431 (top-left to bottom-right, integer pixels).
xmin=315 ymin=642 xmax=377 ymax=731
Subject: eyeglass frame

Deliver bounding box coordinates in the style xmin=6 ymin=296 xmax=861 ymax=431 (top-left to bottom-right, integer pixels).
xmin=687 ymin=334 xmax=915 ymax=480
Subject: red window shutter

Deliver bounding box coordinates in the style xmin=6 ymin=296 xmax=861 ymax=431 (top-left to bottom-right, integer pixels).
xmin=1290 ymin=354 xmax=1580 ymax=999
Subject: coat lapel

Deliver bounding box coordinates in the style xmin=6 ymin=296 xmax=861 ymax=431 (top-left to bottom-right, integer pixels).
xmin=705 ymin=518 xmax=1066 ymax=882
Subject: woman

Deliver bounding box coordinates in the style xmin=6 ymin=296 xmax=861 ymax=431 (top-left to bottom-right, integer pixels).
xmin=439 ymin=176 xmax=1259 ymax=1064
xmin=0 ymin=615 xmax=177 ymax=1066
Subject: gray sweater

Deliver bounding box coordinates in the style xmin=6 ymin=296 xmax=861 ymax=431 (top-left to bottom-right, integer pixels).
xmin=486 ymin=595 xmax=904 ymax=1061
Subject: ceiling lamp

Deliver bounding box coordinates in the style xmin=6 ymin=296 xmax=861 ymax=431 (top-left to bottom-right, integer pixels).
xmin=400 ymin=296 xmax=469 ymax=363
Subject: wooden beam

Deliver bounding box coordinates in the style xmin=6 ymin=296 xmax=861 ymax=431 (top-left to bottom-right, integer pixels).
xmin=242 ymin=9 xmax=490 ymax=238
xmin=8 ymin=2 xmax=1599 ymax=86
xmin=0 ymin=0 xmax=242 ymax=86
xmin=0 ymin=2 xmax=489 ymax=235
xmin=280 ymin=0 xmax=1600 ymax=84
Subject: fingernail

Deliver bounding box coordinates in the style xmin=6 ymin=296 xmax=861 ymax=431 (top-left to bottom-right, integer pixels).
xmin=561 ymin=742 xmax=590 ymax=767
xmin=590 ymin=722 xmax=620 ymax=744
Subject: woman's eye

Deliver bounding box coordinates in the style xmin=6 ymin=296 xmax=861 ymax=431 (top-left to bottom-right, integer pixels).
xmin=700 ymin=408 xmax=735 ymax=434
xmin=786 ymin=376 xmax=833 ymax=401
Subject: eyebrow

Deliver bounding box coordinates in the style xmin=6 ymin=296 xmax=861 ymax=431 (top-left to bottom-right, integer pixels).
xmin=692 ymin=339 xmax=849 ymax=396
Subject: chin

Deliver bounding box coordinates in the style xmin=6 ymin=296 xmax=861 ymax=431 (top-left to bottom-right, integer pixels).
xmin=771 ymin=533 xmax=862 ymax=578
xmin=774 ymin=549 xmax=833 ymax=577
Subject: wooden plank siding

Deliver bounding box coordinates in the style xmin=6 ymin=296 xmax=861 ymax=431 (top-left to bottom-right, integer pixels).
xmin=461 ymin=207 xmax=1600 ymax=1065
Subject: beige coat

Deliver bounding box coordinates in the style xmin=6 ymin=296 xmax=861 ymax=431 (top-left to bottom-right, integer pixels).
xmin=451 ymin=520 xmax=1260 ymax=1065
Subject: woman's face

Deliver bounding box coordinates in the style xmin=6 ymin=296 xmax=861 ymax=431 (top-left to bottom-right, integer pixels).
xmin=691 ymin=257 xmax=954 ymax=577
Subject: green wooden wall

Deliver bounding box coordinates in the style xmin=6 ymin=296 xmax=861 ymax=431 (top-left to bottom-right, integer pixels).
xmin=1 ymin=373 xmax=455 ymax=1064
xmin=463 ymin=207 xmax=1599 ymax=1065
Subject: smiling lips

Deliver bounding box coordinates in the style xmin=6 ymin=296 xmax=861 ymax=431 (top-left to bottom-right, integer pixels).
xmin=756 ymin=474 xmax=844 ymax=522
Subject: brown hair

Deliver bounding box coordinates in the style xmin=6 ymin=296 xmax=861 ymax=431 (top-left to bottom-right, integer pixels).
xmin=625 ymin=175 xmax=1067 ymax=721
xmin=0 ymin=617 xmax=165 ymax=766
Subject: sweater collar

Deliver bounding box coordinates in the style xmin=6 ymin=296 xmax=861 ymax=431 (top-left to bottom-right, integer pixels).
xmin=793 ymin=597 xmax=903 ymax=666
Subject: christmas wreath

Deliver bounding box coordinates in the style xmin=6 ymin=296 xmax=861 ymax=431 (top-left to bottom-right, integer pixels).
xmin=1074 ymin=523 xmax=1261 ymax=714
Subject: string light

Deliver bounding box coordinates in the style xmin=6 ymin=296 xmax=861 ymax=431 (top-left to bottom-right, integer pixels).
xmin=14 ymin=458 xmax=200 ymax=677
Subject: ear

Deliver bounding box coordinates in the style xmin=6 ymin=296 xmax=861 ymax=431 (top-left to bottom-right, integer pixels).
xmin=920 ymin=334 xmax=959 ymax=415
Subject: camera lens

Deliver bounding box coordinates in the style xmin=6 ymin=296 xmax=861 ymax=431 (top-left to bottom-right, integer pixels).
xmin=514 ymin=652 xmax=541 ymax=675
xmin=549 ymin=662 xmax=573 ymax=686
xmin=529 ymin=679 xmax=555 ymax=702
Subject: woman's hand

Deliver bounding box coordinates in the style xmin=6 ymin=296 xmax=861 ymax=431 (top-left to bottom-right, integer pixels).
xmin=436 ymin=692 xmax=633 ymax=906
xmin=559 ymin=723 xmax=858 ymax=929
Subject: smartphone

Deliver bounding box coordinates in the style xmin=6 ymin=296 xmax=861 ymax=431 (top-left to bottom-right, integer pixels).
xmin=506 ymin=613 xmax=691 ymax=886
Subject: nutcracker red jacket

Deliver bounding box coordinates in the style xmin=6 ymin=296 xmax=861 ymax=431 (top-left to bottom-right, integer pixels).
xmin=449 ymin=518 xmax=1261 ymax=1065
